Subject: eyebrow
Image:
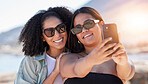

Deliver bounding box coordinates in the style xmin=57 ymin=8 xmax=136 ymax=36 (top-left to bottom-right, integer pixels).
xmin=74 ymin=18 xmax=93 ymax=27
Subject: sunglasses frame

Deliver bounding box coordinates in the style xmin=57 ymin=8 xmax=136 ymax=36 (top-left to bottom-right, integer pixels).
xmin=43 ymin=23 xmax=66 ymax=37
xmin=71 ymin=20 xmax=100 ymax=35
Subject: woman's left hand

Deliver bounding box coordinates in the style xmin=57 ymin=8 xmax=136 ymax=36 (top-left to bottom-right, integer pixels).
xmin=53 ymin=53 xmax=64 ymax=73
xmin=111 ymin=43 xmax=128 ymax=65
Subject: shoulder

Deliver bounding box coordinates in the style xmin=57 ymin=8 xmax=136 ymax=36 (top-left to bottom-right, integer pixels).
xmin=23 ymin=56 xmax=34 ymax=61
xmin=61 ymin=52 xmax=80 ymax=61
xmin=19 ymin=56 xmax=36 ymax=69
xmin=20 ymin=55 xmax=44 ymax=71
xmin=22 ymin=56 xmax=37 ymax=64
xmin=60 ymin=52 xmax=82 ymax=66
xmin=15 ymin=56 xmax=40 ymax=84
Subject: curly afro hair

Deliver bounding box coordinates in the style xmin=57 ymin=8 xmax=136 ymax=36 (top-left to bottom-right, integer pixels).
xmin=19 ymin=7 xmax=72 ymax=56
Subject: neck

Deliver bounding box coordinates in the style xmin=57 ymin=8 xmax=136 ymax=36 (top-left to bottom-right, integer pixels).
xmin=84 ymin=45 xmax=97 ymax=54
xmin=84 ymin=40 xmax=102 ymax=54
xmin=46 ymin=48 xmax=64 ymax=58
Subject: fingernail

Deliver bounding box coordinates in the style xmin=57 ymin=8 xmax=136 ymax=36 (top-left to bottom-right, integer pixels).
xmin=109 ymin=37 xmax=112 ymax=40
xmin=112 ymin=55 xmax=116 ymax=57
xmin=113 ymin=47 xmax=116 ymax=50
xmin=113 ymin=43 xmax=117 ymax=45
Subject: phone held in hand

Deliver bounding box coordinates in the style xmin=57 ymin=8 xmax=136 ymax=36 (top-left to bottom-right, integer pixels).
xmin=102 ymin=24 xmax=120 ymax=54
xmin=102 ymin=23 xmax=119 ymax=44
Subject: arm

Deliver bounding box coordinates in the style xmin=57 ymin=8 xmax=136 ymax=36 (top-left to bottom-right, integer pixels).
xmin=42 ymin=69 xmax=59 ymax=84
xmin=125 ymin=59 xmax=135 ymax=80
xmin=116 ymin=59 xmax=135 ymax=80
xmin=14 ymin=56 xmax=37 ymax=84
xmin=60 ymin=53 xmax=94 ymax=78
xmin=43 ymin=55 xmax=62 ymax=84
xmin=112 ymin=43 xmax=135 ymax=80
xmin=60 ymin=37 xmax=117 ymax=78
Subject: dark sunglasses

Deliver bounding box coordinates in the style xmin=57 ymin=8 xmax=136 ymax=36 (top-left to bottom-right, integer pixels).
xmin=43 ymin=23 xmax=66 ymax=37
xmin=71 ymin=19 xmax=100 ymax=35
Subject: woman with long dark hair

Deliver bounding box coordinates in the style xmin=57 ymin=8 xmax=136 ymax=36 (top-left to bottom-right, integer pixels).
xmin=60 ymin=7 xmax=135 ymax=84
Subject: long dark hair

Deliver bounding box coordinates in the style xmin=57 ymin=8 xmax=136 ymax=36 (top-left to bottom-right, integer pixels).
xmin=68 ymin=7 xmax=104 ymax=53
xmin=19 ymin=7 xmax=72 ymax=56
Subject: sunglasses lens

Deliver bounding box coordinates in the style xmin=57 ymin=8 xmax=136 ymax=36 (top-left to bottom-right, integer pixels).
xmin=44 ymin=28 xmax=55 ymax=37
xmin=84 ymin=20 xmax=95 ymax=29
xmin=57 ymin=24 xmax=66 ymax=33
xmin=71 ymin=20 xmax=97 ymax=35
xmin=71 ymin=25 xmax=82 ymax=34
xmin=43 ymin=23 xmax=66 ymax=37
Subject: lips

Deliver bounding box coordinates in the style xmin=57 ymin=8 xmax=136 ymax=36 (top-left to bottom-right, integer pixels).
xmin=83 ymin=33 xmax=93 ymax=39
xmin=53 ymin=37 xmax=63 ymax=43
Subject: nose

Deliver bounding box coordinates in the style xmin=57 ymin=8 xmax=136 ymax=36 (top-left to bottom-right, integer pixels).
xmin=54 ymin=30 xmax=60 ymax=36
xmin=81 ymin=27 xmax=88 ymax=33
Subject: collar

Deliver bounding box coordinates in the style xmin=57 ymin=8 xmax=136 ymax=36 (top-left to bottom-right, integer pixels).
xmin=34 ymin=51 xmax=46 ymax=61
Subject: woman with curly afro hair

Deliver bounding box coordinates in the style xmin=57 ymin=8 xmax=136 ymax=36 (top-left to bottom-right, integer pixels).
xmin=14 ymin=7 xmax=72 ymax=84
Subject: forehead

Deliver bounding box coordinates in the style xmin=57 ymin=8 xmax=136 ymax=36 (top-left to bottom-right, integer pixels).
xmin=43 ymin=16 xmax=62 ymax=29
xmin=74 ymin=13 xmax=95 ymax=26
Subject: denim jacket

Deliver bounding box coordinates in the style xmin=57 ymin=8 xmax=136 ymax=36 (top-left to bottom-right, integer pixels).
xmin=14 ymin=52 xmax=48 ymax=84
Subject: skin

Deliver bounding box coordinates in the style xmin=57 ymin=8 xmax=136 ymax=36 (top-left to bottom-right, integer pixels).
xmin=60 ymin=13 xmax=135 ymax=83
xmin=75 ymin=14 xmax=103 ymax=53
xmin=42 ymin=16 xmax=67 ymax=84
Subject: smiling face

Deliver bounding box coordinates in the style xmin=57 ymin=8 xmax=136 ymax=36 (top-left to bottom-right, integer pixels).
xmin=42 ymin=16 xmax=67 ymax=50
xmin=74 ymin=13 xmax=103 ymax=47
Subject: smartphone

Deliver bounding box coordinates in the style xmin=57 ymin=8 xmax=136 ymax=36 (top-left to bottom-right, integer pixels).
xmin=102 ymin=24 xmax=119 ymax=54
xmin=102 ymin=23 xmax=119 ymax=44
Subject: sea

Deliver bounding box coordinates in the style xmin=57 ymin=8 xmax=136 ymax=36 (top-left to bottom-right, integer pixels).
xmin=0 ymin=54 xmax=24 ymax=74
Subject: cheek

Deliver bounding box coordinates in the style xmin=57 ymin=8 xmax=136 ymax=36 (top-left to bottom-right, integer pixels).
xmin=45 ymin=37 xmax=53 ymax=42
xmin=94 ymin=26 xmax=103 ymax=39
xmin=76 ymin=34 xmax=81 ymax=40
xmin=42 ymin=33 xmax=52 ymax=42
xmin=63 ymin=32 xmax=67 ymax=38
xmin=94 ymin=25 xmax=102 ymax=33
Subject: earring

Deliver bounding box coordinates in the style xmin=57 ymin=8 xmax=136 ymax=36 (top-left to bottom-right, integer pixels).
xmin=78 ymin=40 xmax=81 ymax=44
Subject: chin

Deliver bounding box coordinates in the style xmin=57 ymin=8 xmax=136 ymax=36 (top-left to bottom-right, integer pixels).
xmin=84 ymin=41 xmax=98 ymax=47
xmin=55 ymin=45 xmax=65 ymax=50
xmin=83 ymin=40 xmax=95 ymax=44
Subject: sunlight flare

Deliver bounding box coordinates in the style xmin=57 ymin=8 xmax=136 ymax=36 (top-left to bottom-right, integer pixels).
xmin=124 ymin=11 xmax=148 ymax=31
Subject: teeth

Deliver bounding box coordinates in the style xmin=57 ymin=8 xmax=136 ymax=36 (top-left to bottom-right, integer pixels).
xmin=54 ymin=38 xmax=63 ymax=43
xmin=84 ymin=34 xmax=92 ymax=38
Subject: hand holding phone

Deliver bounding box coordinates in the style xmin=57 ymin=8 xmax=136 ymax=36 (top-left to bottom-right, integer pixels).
xmin=102 ymin=23 xmax=119 ymax=44
xmin=102 ymin=23 xmax=120 ymax=54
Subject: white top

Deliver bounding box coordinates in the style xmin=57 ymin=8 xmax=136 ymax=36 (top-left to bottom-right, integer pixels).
xmin=45 ymin=54 xmax=63 ymax=84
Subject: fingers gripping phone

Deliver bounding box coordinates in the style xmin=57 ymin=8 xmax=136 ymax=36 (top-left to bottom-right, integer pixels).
xmin=102 ymin=24 xmax=119 ymax=54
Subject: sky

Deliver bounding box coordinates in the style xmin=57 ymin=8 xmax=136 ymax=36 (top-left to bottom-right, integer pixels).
xmin=1 ymin=0 xmax=148 ymax=45
xmin=79 ymin=0 xmax=148 ymax=46
xmin=101 ymin=0 xmax=148 ymax=44
xmin=0 ymin=0 xmax=90 ymax=33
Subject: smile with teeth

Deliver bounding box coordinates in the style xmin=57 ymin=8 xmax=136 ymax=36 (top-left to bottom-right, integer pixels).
xmin=54 ymin=38 xmax=63 ymax=43
xmin=83 ymin=34 xmax=93 ymax=39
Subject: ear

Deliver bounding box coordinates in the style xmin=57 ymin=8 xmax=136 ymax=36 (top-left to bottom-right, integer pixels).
xmin=100 ymin=21 xmax=104 ymax=25
xmin=98 ymin=21 xmax=104 ymax=28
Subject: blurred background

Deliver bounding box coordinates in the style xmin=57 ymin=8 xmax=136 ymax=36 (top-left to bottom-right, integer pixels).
xmin=0 ymin=0 xmax=148 ymax=84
